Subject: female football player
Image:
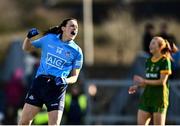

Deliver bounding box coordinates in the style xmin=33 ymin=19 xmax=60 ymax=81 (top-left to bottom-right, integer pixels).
xmin=129 ymin=36 xmax=178 ymax=125
xmin=18 ymin=18 xmax=83 ymax=125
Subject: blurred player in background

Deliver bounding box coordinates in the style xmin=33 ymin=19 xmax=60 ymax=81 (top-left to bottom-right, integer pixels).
xmin=129 ymin=37 xmax=178 ymax=125
xmin=142 ymin=23 xmax=155 ymax=55
xmin=18 ymin=18 xmax=83 ymax=125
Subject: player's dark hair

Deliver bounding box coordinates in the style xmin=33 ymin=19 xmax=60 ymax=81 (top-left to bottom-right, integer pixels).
xmin=161 ymin=39 xmax=179 ymax=61
xmin=43 ymin=18 xmax=77 ymax=35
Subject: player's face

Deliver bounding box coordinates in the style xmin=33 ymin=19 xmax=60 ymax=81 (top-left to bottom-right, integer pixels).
xmin=149 ymin=38 xmax=161 ymax=54
xmin=62 ymin=20 xmax=78 ymax=40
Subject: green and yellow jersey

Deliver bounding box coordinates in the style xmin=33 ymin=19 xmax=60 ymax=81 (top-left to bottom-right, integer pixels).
xmin=139 ymin=55 xmax=172 ymax=113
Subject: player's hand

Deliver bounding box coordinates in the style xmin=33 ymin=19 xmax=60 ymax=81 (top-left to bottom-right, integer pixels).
xmin=128 ymin=85 xmax=138 ymax=94
xmin=27 ymin=28 xmax=39 ymax=38
xmin=55 ymin=77 xmax=67 ymax=85
xmin=133 ymin=75 xmax=145 ymax=86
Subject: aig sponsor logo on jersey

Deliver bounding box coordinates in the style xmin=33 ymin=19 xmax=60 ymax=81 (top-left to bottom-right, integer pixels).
xmin=146 ymin=73 xmax=158 ymax=78
xmin=46 ymin=53 xmax=66 ymax=69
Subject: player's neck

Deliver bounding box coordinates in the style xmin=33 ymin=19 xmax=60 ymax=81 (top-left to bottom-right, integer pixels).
xmin=152 ymin=52 xmax=162 ymax=59
xmin=61 ymin=35 xmax=72 ymax=42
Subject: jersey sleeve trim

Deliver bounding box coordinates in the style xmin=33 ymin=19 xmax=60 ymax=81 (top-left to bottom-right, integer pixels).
xmin=160 ymin=70 xmax=172 ymax=75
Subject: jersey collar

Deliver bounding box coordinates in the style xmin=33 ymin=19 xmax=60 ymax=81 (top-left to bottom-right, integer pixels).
xmin=57 ymin=34 xmax=73 ymax=44
xmin=151 ymin=55 xmax=163 ymax=63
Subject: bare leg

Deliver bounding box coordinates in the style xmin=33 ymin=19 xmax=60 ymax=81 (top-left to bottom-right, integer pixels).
xmin=153 ymin=111 xmax=167 ymax=125
xmin=137 ymin=109 xmax=152 ymax=125
xmin=18 ymin=103 xmax=41 ymax=125
xmin=48 ymin=110 xmax=63 ymax=125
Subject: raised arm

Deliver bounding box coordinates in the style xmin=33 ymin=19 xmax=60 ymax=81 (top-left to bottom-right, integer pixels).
xmin=22 ymin=38 xmax=35 ymax=52
xmin=22 ymin=28 xmax=39 ymax=52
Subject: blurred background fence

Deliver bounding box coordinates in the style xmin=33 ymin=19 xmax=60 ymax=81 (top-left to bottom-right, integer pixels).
xmin=84 ymin=79 xmax=180 ymax=125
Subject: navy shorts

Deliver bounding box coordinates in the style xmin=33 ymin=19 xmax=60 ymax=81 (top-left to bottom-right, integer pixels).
xmin=25 ymin=75 xmax=68 ymax=112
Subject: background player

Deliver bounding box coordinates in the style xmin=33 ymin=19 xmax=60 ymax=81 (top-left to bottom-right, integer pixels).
xmin=128 ymin=36 xmax=178 ymax=125
xmin=18 ymin=18 xmax=83 ymax=125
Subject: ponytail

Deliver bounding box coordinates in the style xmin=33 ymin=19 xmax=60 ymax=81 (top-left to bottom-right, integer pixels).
xmin=43 ymin=26 xmax=61 ymax=35
xmin=43 ymin=18 xmax=77 ymax=36
xmin=161 ymin=39 xmax=179 ymax=61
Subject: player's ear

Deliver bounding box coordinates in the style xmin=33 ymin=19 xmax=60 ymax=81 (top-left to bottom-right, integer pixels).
xmin=61 ymin=26 xmax=65 ymax=32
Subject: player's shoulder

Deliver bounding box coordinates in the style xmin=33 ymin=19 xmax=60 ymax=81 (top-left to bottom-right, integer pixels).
xmin=44 ymin=33 xmax=57 ymax=38
xmin=69 ymin=40 xmax=82 ymax=53
xmin=161 ymin=55 xmax=170 ymax=61
xmin=161 ymin=55 xmax=171 ymax=64
xmin=40 ymin=33 xmax=57 ymax=41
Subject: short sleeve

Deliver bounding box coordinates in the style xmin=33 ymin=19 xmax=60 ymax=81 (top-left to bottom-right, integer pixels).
xmin=31 ymin=35 xmax=47 ymax=48
xmin=160 ymin=58 xmax=172 ymax=75
xmin=72 ymin=48 xmax=83 ymax=69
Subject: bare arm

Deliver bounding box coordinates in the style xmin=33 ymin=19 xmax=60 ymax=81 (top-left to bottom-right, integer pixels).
xmin=66 ymin=69 xmax=81 ymax=84
xmin=144 ymin=74 xmax=169 ymax=86
xmin=22 ymin=37 xmax=36 ymax=52
xmin=134 ymin=74 xmax=170 ymax=87
xmin=129 ymin=74 xmax=169 ymax=94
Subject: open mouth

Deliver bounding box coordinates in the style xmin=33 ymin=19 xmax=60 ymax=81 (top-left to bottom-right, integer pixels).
xmin=71 ymin=31 xmax=76 ymax=35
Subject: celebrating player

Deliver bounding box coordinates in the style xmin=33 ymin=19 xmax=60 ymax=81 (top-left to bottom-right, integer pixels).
xmin=129 ymin=36 xmax=178 ymax=125
xmin=18 ymin=18 xmax=83 ymax=125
